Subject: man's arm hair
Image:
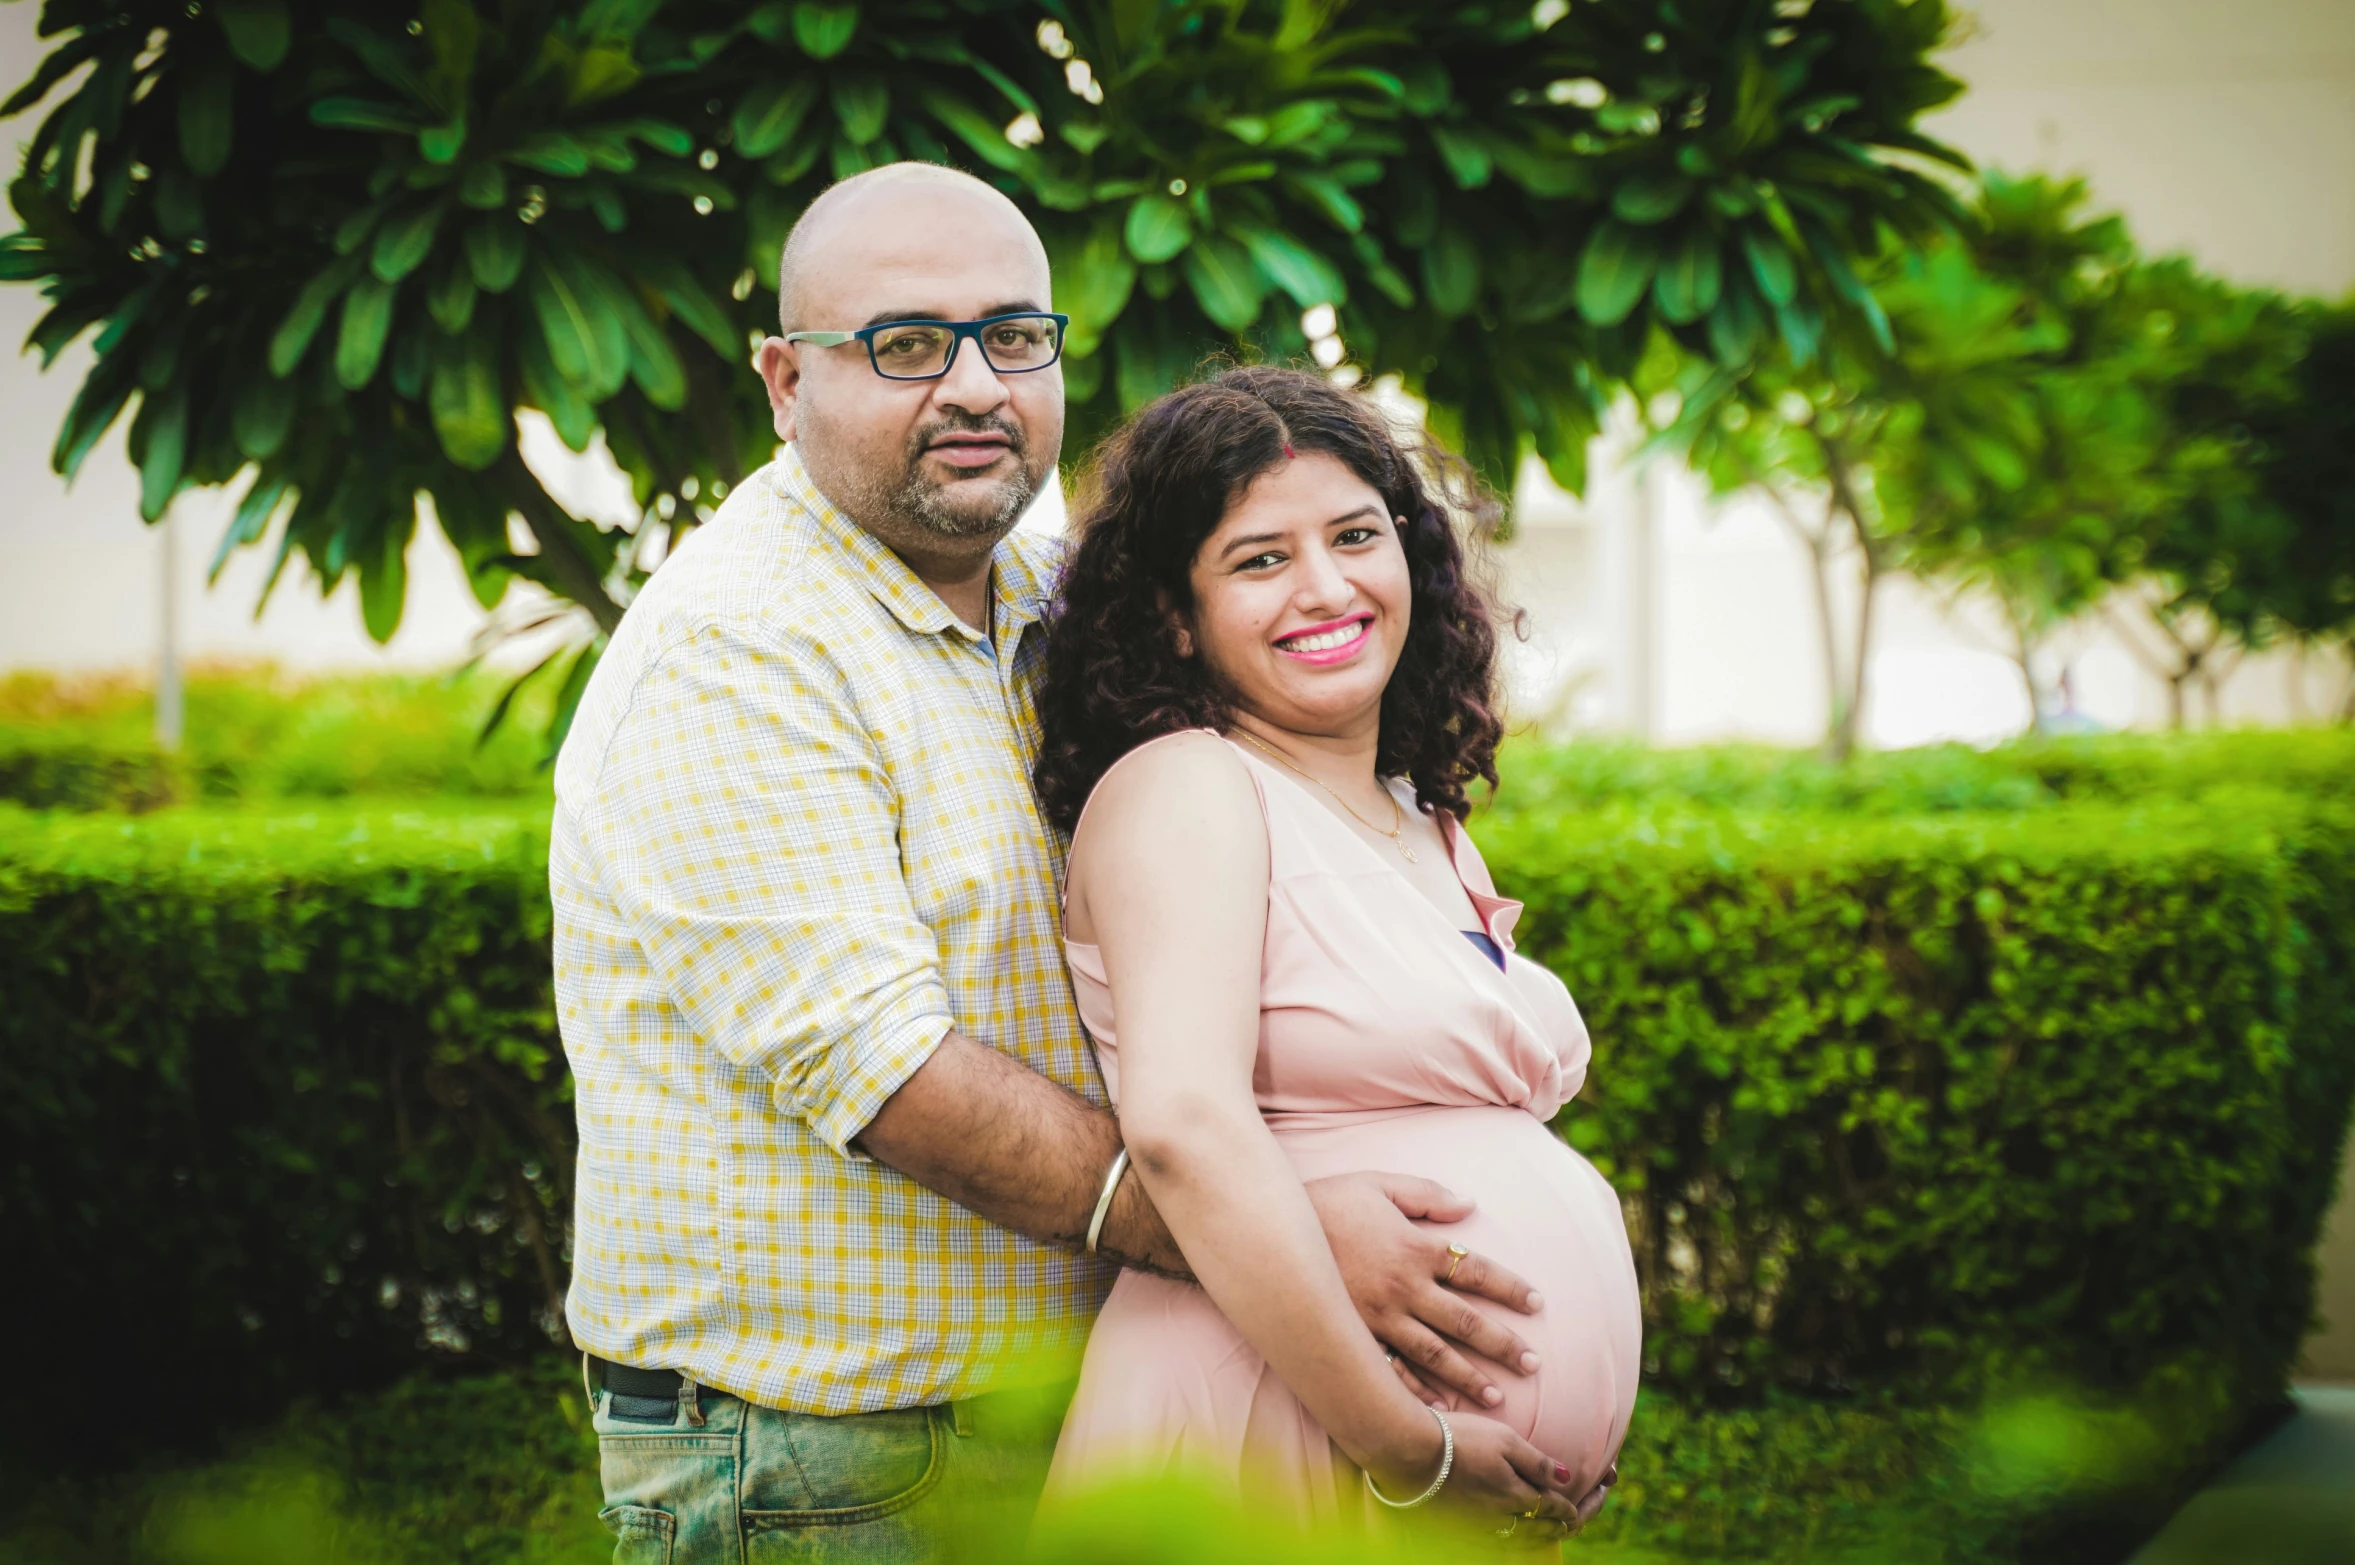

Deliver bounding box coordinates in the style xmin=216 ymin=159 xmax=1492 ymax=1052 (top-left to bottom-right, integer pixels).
xmin=854 ymin=1030 xmax=1186 ymax=1276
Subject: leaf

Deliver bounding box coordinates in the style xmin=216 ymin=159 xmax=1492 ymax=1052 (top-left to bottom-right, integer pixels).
xmin=1653 ymin=227 xmax=1724 ymax=324
xmin=423 ymin=0 xmax=483 ymax=90
xmin=430 ymin=335 xmax=507 ymax=468
xmin=465 ymin=216 xmax=527 ymax=293
xmin=1612 ymin=171 xmax=1693 ymax=225
xmin=508 ymin=134 xmax=590 ymax=177
xmin=2 ymin=33 xmax=102 ymax=119
xmin=310 ymin=98 xmax=424 ymax=133
xmin=645 ymin=261 xmax=737 ymax=358
xmin=52 ymin=350 xmax=139 ymax=479
xmin=920 ymin=89 xmax=1032 ymax=175
xmin=622 ymin=309 xmax=686 ymax=410
xmin=137 ymin=385 xmax=189 ymax=520
xmin=428 ymin=263 xmax=478 ymax=334
xmin=832 ymin=76 xmax=889 ymax=145
xmin=335 ymin=275 xmax=398 ymax=390
xmin=215 ymin=0 xmax=292 ymax=72
xmin=178 ymin=56 xmax=236 ymax=177
xmin=527 ymin=254 xmax=630 ymax=397
xmin=792 ymin=3 xmax=860 ymax=59
xmin=371 ymin=202 xmax=445 ymax=283
xmin=232 ymin=370 xmax=297 ymax=459
xmin=1232 ymin=225 xmax=1346 ymax=309
xmin=1125 ymin=194 xmax=1193 ymax=265
xmin=212 ymin=473 xmax=290 ymax=582
xmin=269 ymin=254 xmax=365 ymax=376
xmin=1704 ymin=272 xmax=1767 ymax=364
xmin=519 ymin=330 xmax=595 ymax=450
xmin=1576 ymin=220 xmax=1662 ymax=327
xmin=733 ymin=78 xmax=819 ymax=159
xmin=1741 ymin=228 xmax=1799 ymax=307
xmin=1422 ymin=228 xmax=1479 ymax=319
xmin=360 ymin=521 xmax=408 ymax=643
xmin=419 ymin=117 xmax=468 ymax=165
xmin=1045 ymin=220 xmax=1136 ymax=355
xmin=1429 ymin=126 xmax=1492 ymax=190
xmin=1285 ymin=172 xmax=1363 ymax=234
xmin=1183 ymin=234 xmax=1267 ymax=332
xmin=459 ymin=162 xmax=506 ymax=210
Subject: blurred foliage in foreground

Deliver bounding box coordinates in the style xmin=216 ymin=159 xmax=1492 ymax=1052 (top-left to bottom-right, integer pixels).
xmin=0 ymin=1357 xmax=2276 ymax=1565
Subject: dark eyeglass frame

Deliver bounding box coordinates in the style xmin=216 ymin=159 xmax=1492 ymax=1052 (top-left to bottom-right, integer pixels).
xmin=783 ymin=311 xmax=1072 ymax=381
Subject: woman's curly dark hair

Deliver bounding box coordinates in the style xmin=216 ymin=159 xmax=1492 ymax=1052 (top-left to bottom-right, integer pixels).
xmin=1034 ymin=364 xmax=1509 ymax=832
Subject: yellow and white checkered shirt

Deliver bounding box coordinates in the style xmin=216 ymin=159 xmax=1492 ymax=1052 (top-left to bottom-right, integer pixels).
xmin=552 ymin=447 xmax=1113 ymax=1415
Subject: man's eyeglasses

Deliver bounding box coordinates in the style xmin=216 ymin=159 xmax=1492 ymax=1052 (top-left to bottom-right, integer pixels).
xmin=784 ymin=312 xmax=1070 ymax=381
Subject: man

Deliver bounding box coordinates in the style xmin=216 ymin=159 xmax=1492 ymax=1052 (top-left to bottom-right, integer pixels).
xmin=552 ymin=163 xmax=1583 ymax=1560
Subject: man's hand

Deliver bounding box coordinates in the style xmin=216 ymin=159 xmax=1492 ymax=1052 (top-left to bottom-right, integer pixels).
xmin=1304 ymin=1172 xmax=1543 ymax=1410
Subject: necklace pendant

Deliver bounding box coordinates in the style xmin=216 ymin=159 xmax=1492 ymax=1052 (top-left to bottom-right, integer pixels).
xmin=1398 ymin=842 xmax=1418 ymax=864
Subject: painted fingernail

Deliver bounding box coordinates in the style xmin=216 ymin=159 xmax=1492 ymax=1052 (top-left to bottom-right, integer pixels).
xmin=1481 ymin=1385 xmax=1504 ymax=1406
xmin=1524 ymin=1291 xmax=1544 ymax=1310
xmin=1555 ymin=1463 xmax=1572 ymax=1483
xmin=1519 ymin=1351 xmax=1541 ymax=1372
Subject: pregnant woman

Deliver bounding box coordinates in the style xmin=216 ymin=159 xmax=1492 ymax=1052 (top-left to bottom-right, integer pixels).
xmin=1032 ymin=366 xmax=1641 ymax=1540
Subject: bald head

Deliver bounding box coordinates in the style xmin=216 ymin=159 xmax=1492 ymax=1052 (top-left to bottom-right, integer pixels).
xmin=776 ymin=163 xmax=1048 ymax=334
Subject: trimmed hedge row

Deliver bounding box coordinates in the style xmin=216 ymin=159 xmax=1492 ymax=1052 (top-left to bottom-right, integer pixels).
xmin=6 ymin=766 xmax=2354 ymax=1485
xmin=1482 ymin=790 xmax=2355 ymax=1408
xmin=0 ymin=805 xmax=563 ymax=1454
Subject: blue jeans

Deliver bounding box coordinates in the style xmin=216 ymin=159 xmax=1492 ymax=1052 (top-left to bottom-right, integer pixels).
xmin=591 ymin=1368 xmax=1067 ymax=1564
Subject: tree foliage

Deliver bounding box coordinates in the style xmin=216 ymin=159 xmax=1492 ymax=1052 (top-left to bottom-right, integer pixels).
xmin=3 ymin=0 xmax=1968 ymax=659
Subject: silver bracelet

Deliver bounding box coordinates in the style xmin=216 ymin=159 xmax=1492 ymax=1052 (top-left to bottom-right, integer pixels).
xmin=1363 ymin=1404 xmax=1454 ymax=1509
xmin=1084 ymin=1147 xmax=1130 ymax=1255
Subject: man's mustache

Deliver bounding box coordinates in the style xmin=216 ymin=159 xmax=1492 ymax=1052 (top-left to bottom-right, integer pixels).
xmin=912 ymin=412 xmax=1026 ymax=459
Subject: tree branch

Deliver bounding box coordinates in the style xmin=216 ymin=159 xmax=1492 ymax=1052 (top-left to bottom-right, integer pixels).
xmin=492 ymin=448 xmax=625 ymax=636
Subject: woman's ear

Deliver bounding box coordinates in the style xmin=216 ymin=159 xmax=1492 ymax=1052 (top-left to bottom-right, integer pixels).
xmin=1153 ymin=586 xmax=1195 ymax=659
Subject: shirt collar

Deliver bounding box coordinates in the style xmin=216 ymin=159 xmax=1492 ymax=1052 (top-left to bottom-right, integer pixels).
xmin=771 ymin=444 xmax=1059 ymax=644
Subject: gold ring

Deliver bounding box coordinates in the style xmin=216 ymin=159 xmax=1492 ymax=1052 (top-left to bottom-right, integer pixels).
xmin=1443 ymin=1243 xmax=1469 ymax=1284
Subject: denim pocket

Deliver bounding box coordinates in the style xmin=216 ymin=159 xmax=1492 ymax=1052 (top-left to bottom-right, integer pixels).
xmin=598 ymin=1504 xmax=675 ymax=1565
xmin=744 ymin=1404 xmax=946 ymax=1526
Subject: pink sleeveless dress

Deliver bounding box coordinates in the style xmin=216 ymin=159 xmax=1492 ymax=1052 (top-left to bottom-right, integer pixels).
xmin=1043 ymin=734 xmax=1642 ymax=1523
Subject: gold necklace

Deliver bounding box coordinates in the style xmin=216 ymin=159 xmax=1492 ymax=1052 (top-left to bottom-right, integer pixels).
xmin=1230 ymin=728 xmax=1418 ymax=864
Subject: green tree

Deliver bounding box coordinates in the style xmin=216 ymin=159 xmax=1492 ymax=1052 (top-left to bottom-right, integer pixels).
xmin=3 ymin=0 xmax=1967 ymax=718
xmin=1645 ymin=182 xmax=2060 ymax=759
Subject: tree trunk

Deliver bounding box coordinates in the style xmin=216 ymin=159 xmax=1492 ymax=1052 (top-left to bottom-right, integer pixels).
xmin=1816 ymin=433 xmax=1877 ymax=765
xmin=1765 ymin=488 xmax=1848 ymax=753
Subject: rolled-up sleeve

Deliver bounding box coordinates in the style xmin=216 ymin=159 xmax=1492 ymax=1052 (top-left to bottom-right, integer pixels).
xmin=582 ymin=615 xmax=953 ymax=1156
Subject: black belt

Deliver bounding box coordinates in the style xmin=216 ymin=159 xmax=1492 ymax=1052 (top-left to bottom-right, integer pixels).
xmin=591 ymin=1355 xmax=722 ymax=1400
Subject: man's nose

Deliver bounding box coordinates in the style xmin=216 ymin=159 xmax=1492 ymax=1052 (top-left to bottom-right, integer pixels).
xmin=931 ymin=332 xmax=1012 ymax=418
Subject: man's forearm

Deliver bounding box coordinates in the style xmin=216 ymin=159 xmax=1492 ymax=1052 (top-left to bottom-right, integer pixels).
xmin=853 ymin=1029 xmax=1187 ymax=1274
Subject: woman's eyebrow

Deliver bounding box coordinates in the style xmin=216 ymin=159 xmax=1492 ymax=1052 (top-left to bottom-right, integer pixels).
xmin=1217 ymin=506 xmax=1384 ymax=560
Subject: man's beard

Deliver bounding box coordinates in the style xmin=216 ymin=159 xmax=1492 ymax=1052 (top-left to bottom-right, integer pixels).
xmin=887 ymin=412 xmax=1039 ymax=539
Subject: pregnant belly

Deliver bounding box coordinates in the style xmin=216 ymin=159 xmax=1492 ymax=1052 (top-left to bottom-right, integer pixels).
xmin=1275 ymin=1103 xmax=1643 ymax=1484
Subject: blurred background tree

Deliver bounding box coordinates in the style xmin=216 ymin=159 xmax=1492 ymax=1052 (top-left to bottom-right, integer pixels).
xmin=1 ymin=0 xmax=1969 ymax=733
xmin=1647 ymin=167 xmax=2353 ymax=753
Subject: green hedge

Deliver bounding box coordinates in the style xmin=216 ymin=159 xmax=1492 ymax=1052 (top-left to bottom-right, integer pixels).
xmin=6 ymin=744 xmax=2353 ymax=1551
xmin=1488 ymin=728 xmax=2355 ymax=819
xmin=1481 ymin=790 xmax=2355 ymax=1413
xmin=0 ymin=804 xmax=563 ymax=1456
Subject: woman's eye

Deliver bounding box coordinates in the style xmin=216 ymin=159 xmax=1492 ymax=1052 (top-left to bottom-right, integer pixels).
xmin=1239 ymin=552 xmax=1283 ymax=571
xmin=1336 ymin=527 xmax=1377 ymax=546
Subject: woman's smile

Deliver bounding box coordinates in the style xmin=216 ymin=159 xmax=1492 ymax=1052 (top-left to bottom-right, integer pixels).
xmin=1275 ymin=613 xmax=1374 ymax=664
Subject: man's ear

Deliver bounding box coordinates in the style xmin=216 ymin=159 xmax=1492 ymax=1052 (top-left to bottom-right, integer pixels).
xmin=755 ymin=337 xmax=801 ymax=443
